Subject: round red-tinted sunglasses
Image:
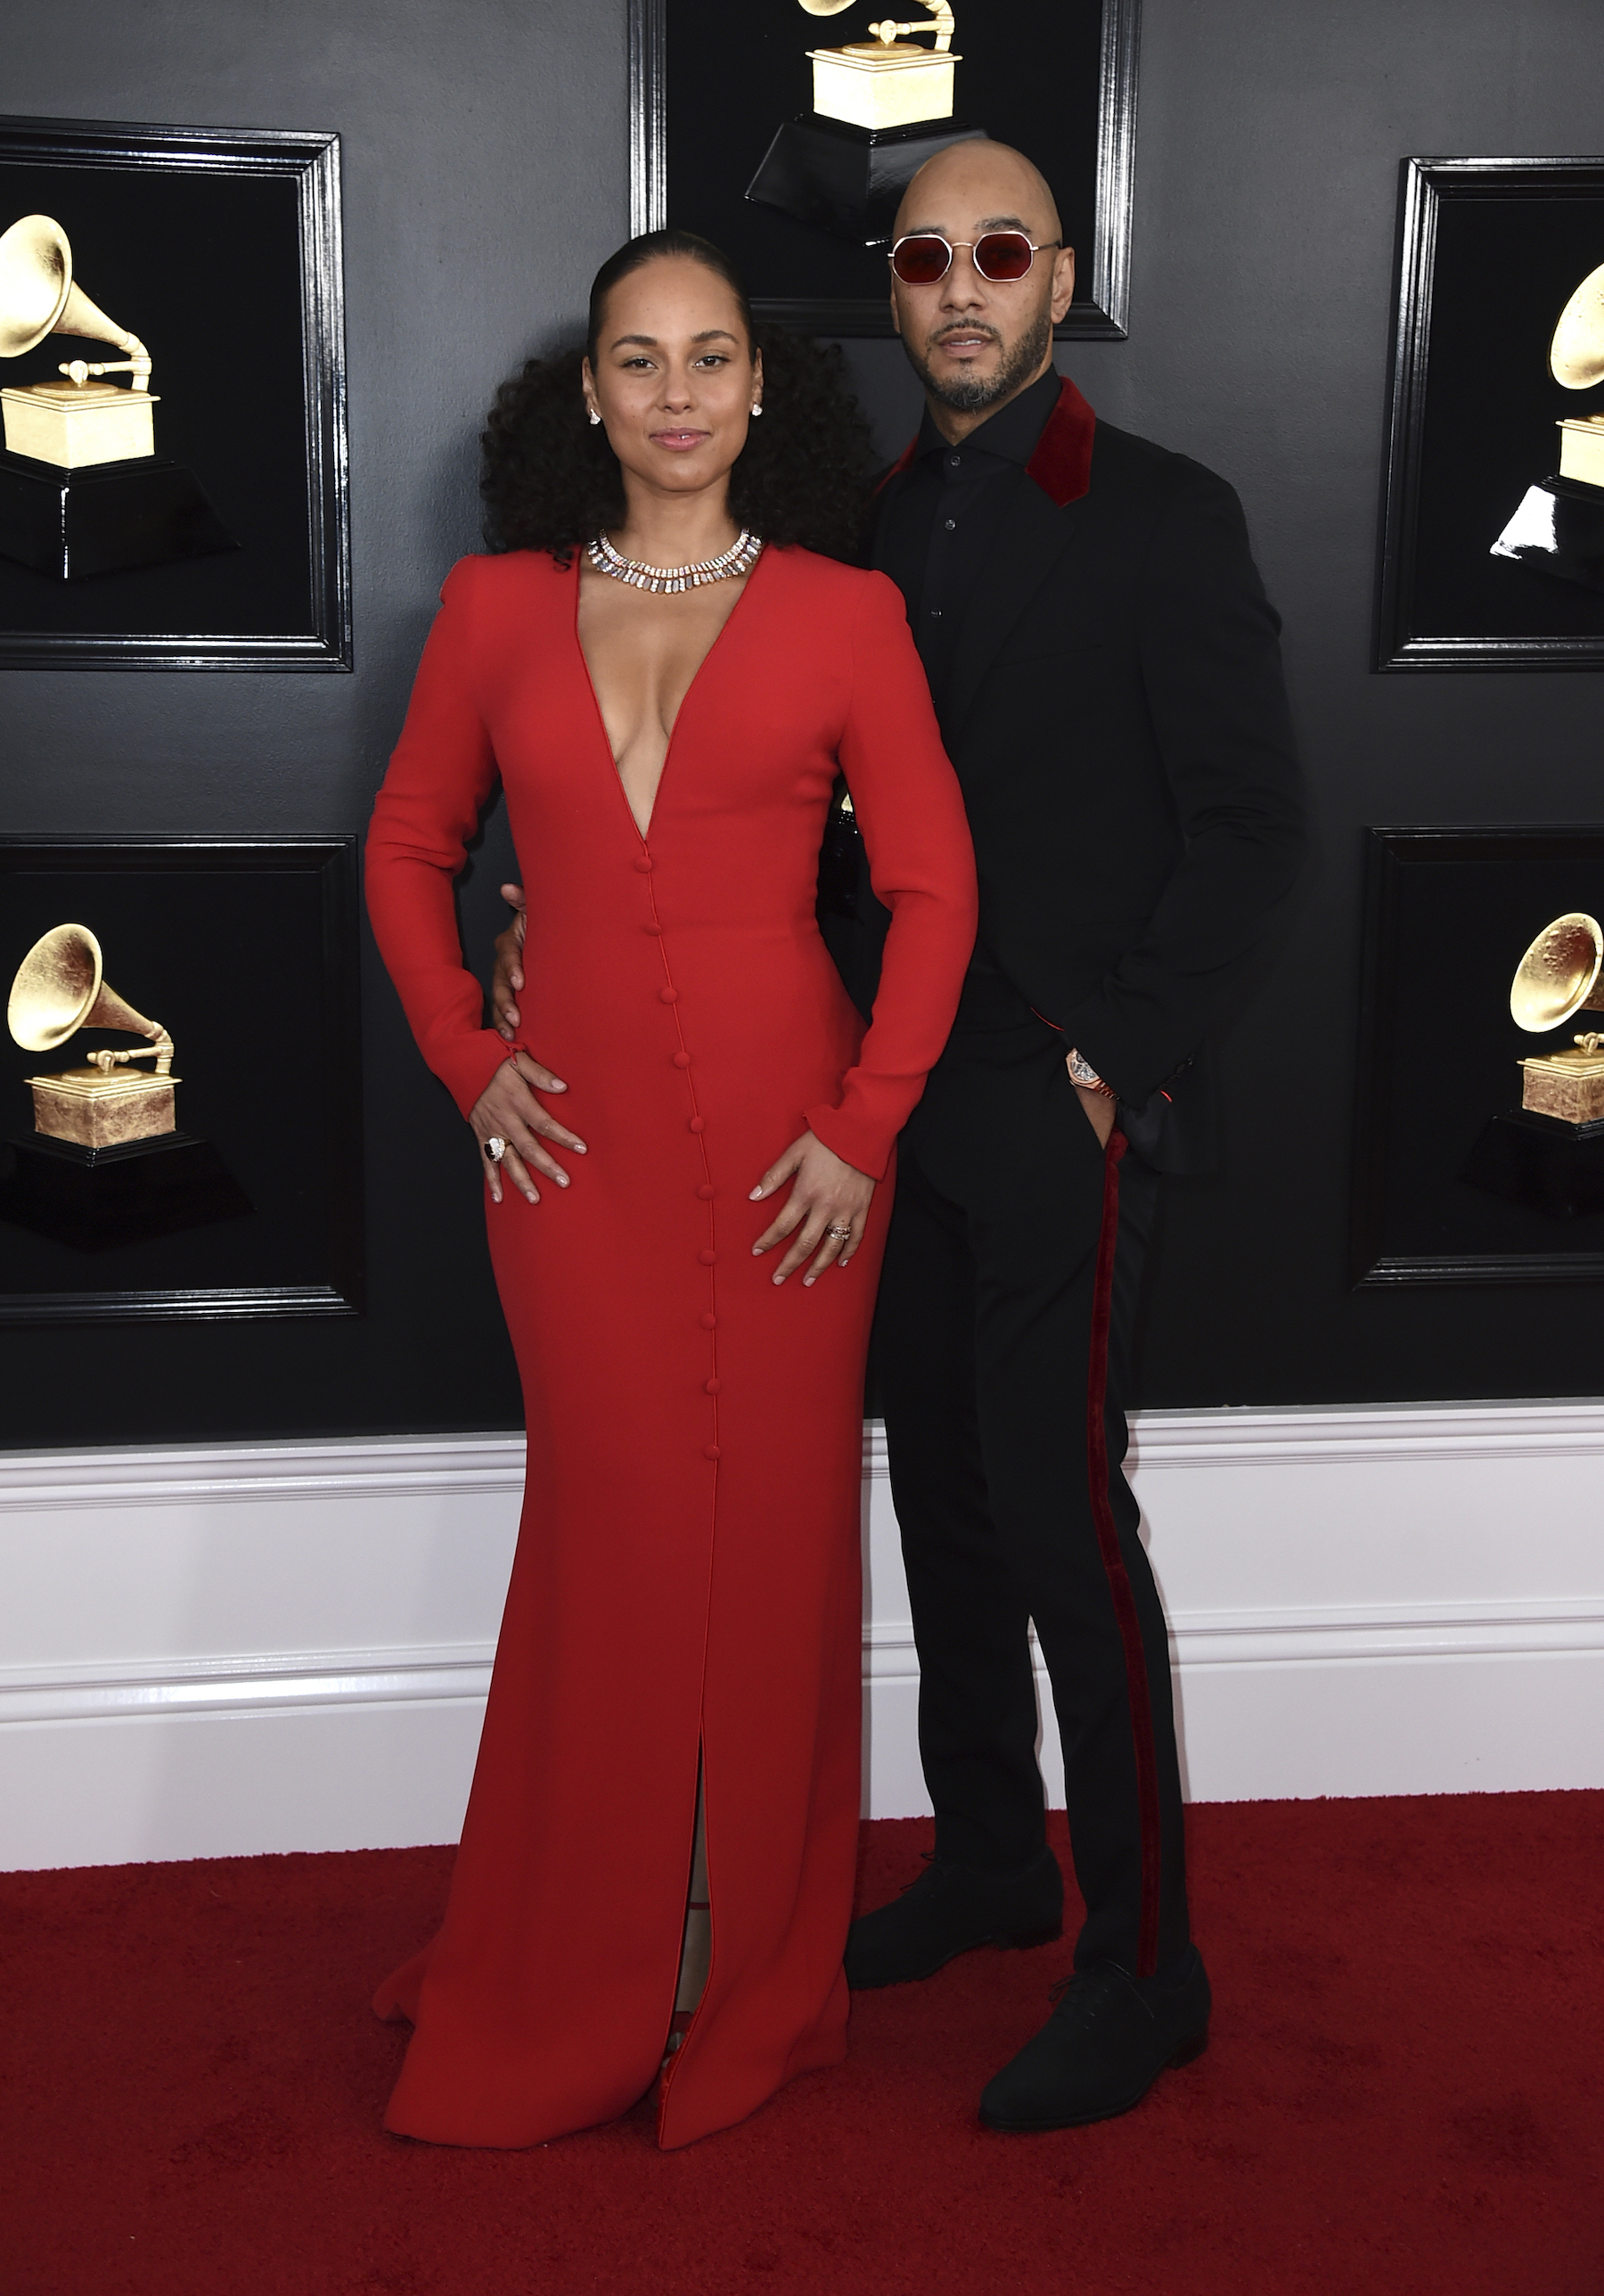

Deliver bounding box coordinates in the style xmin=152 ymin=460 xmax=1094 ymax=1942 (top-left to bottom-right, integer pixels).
xmin=888 ymin=231 xmax=1060 ymax=286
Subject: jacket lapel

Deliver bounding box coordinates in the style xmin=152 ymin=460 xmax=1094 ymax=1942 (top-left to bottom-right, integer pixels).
xmin=934 ymin=375 xmax=1097 ymax=744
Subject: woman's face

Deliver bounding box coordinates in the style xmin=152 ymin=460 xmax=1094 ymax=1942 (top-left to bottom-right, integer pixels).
xmin=583 ymin=256 xmax=761 ymax=508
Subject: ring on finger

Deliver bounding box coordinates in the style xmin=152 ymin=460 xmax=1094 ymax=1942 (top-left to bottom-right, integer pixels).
xmin=826 ymin=1225 xmax=852 ymax=1240
xmin=485 ymin=1136 xmax=507 ymax=1163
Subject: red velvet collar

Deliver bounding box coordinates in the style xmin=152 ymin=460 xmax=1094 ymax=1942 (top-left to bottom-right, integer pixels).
xmin=1027 ymin=374 xmax=1096 ymax=507
xmin=875 ymin=374 xmax=1096 ymax=506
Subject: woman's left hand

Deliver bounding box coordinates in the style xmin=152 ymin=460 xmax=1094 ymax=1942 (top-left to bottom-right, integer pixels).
xmin=749 ymin=1130 xmax=874 ymax=1287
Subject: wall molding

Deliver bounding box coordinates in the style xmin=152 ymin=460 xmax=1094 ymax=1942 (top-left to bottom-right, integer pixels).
xmin=12 ymin=1593 xmax=1603 ymax=1733
xmin=8 ymin=1394 xmax=1603 ymax=1513
xmin=0 ymin=1434 xmax=527 ymax=1513
xmin=3 ymin=1401 xmax=1601 ymax=1866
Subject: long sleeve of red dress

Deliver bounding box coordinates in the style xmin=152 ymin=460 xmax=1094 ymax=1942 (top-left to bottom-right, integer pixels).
xmin=365 ymin=562 xmax=513 ymax=1122
xmin=802 ymin=569 xmax=977 ymax=1176
xmin=363 ymin=542 xmax=975 ymax=2154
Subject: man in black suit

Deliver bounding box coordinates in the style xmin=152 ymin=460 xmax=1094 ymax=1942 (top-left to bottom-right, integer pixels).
xmin=491 ymin=140 xmax=1301 ymax=2132
xmin=834 ymin=137 xmax=1301 ymax=2131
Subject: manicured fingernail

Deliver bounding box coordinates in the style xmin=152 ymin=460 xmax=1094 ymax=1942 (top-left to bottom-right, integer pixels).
xmin=773 ymin=1273 xmax=784 ymax=1285
xmin=751 ymin=1244 xmax=763 ymax=1255
xmin=749 ymin=1186 xmax=763 ymax=1200
xmin=524 ymin=1190 xmax=536 ymax=1202
xmin=803 ymin=1276 xmax=815 ymax=1287
xmin=556 ymin=1174 xmax=569 ymax=1186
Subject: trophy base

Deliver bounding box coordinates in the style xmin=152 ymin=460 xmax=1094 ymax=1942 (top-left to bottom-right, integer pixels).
xmin=746 ymin=114 xmax=987 ymax=248
xmin=0 ymin=1130 xmax=253 ymax=1252
xmin=1460 ymin=1107 xmax=1604 ymax=1219
xmin=0 ymin=450 xmax=235 ymax=582
xmin=1489 ymin=474 xmax=1604 ymax=596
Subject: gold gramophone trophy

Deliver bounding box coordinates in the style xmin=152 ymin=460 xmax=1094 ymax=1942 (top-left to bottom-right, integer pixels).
xmin=1490 ymin=264 xmax=1604 ymax=593
xmin=1 ymin=924 xmax=249 ymax=1250
xmin=746 ymin=0 xmax=984 ymax=246
xmin=0 ymin=214 xmax=232 ymax=581
xmin=10 ymin=923 xmax=178 ymax=1148
xmin=1461 ymin=913 xmax=1604 ymax=1218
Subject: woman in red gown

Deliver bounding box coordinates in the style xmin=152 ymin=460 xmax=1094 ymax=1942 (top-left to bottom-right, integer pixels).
xmin=364 ymin=231 xmax=976 ymax=2150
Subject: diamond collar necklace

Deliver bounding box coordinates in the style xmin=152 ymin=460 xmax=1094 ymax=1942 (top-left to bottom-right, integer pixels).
xmin=586 ymin=528 xmax=763 ymax=594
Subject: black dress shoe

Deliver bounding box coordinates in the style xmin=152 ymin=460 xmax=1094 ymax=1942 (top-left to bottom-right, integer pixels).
xmin=978 ymin=1947 xmax=1211 ymax=2130
xmin=844 ymin=1848 xmax=1063 ymax=1989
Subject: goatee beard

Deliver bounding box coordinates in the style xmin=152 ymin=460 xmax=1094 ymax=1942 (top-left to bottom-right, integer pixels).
xmin=910 ymin=306 xmax=1054 ymax=413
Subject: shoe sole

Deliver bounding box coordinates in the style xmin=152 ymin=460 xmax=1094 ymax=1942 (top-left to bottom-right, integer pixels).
xmin=846 ymin=1920 xmax=1064 ymax=1991
xmin=977 ymin=2024 xmax=1209 ymax=2132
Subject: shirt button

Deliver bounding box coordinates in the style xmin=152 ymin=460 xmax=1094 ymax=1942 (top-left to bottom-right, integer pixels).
xmin=945 ymin=518 xmax=956 ymax=530
xmin=688 ymin=1116 xmax=706 ymax=1134
xmin=659 ymin=987 xmax=678 ymax=1004
xmin=634 ymin=855 xmax=654 ymax=873
xmin=948 ymin=454 xmax=961 ymax=468
xmin=696 ymin=1183 xmax=716 ymax=1200
xmin=673 ymin=1051 xmax=692 ymax=1069
xmin=703 ymin=1444 xmax=722 ymax=1461
xmin=699 ymin=1249 xmax=717 ymax=1266
xmin=705 ymin=1377 xmax=722 ymax=1395
xmin=700 ymin=1312 xmax=717 ymax=1329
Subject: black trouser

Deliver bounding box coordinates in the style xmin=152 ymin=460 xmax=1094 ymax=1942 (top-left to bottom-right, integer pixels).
xmin=873 ymin=988 xmax=1190 ymax=1979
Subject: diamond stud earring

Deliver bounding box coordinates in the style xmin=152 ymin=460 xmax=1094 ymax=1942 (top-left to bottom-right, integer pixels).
xmin=587 ymin=406 xmax=602 ymax=426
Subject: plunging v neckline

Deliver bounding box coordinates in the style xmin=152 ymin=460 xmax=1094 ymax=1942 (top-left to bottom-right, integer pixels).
xmin=571 ymin=546 xmax=766 ymax=845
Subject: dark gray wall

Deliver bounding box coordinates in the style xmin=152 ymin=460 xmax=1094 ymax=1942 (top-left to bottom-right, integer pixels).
xmin=4 ymin=0 xmax=1604 ymax=1446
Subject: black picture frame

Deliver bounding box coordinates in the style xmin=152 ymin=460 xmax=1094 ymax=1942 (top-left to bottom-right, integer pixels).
xmin=1377 ymin=156 xmax=1604 ymax=672
xmin=0 ymin=115 xmax=350 ymax=671
xmin=0 ymin=837 xmax=362 ymax=1324
xmin=628 ymin=0 xmax=1140 ymax=338
xmin=1350 ymin=825 xmax=1604 ymax=1288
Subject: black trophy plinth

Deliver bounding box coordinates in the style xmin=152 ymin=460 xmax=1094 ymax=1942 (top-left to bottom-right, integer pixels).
xmin=1490 ymin=473 xmax=1604 ymax=596
xmin=746 ymin=115 xmax=986 ymax=246
xmin=1461 ymin=1107 xmax=1604 ymax=1218
xmin=0 ymin=450 xmax=235 ymax=582
xmin=0 ymin=1130 xmax=252 ymax=1251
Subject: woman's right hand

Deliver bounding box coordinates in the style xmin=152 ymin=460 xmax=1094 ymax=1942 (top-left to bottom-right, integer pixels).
xmin=470 ymin=1049 xmax=586 ymax=1205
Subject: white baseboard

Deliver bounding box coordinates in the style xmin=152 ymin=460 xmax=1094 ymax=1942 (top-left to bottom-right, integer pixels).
xmin=3 ymin=1404 xmax=1602 ymax=1869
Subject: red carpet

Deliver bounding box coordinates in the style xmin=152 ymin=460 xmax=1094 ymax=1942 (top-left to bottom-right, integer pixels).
xmin=2 ymin=1795 xmax=1600 ymax=2296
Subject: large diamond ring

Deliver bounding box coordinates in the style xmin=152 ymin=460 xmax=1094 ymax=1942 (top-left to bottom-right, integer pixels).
xmin=485 ymin=1136 xmax=507 ymax=1163
xmin=826 ymin=1226 xmax=852 ymax=1240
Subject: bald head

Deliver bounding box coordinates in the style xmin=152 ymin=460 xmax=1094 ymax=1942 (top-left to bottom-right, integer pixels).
xmin=886 ymin=139 xmax=1075 ymax=441
xmin=894 ymin=139 xmax=1063 ymax=250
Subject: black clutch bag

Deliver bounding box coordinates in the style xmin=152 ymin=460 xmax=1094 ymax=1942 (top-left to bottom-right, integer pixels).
xmin=815 ymin=775 xmax=891 ymax=1022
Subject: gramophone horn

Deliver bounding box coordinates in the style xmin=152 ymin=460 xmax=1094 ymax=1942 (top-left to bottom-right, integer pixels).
xmin=1550 ymin=262 xmax=1604 ymax=391
xmin=6 ymin=922 xmax=168 ymax=1056
xmin=1510 ymin=912 xmax=1604 ymax=1031
xmin=0 ymin=214 xmax=145 ymax=370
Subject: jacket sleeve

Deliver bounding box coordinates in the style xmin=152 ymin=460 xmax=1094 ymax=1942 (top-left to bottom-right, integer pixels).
xmin=1052 ymin=471 xmax=1305 ymax=1103
xmin=364 ymin=560 xmax=513 ymax=1119
xmin=805 ymin=571 xmax=978 ymax=1177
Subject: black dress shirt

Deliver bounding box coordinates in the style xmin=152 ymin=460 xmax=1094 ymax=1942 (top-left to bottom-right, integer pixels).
xmin=875 ymin=365 xmax=1063 ymax=712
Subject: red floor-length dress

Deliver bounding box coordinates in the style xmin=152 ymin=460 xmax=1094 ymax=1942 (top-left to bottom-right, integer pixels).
xmin=364 ymin=543 xmax=977 ymax=2149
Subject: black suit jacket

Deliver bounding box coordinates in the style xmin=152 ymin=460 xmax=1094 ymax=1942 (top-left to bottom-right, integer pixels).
xmin=829 ymin=376 xmax=1304 ymax=1172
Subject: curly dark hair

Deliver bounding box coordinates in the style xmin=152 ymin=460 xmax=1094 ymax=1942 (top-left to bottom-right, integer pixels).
xmin=480 ymin=230 xmax=875 ymax=565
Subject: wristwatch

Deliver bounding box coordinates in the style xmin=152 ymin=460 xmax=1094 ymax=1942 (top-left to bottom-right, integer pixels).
xmin=1066 ymin=1047 xmax=1117 ymax=1099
